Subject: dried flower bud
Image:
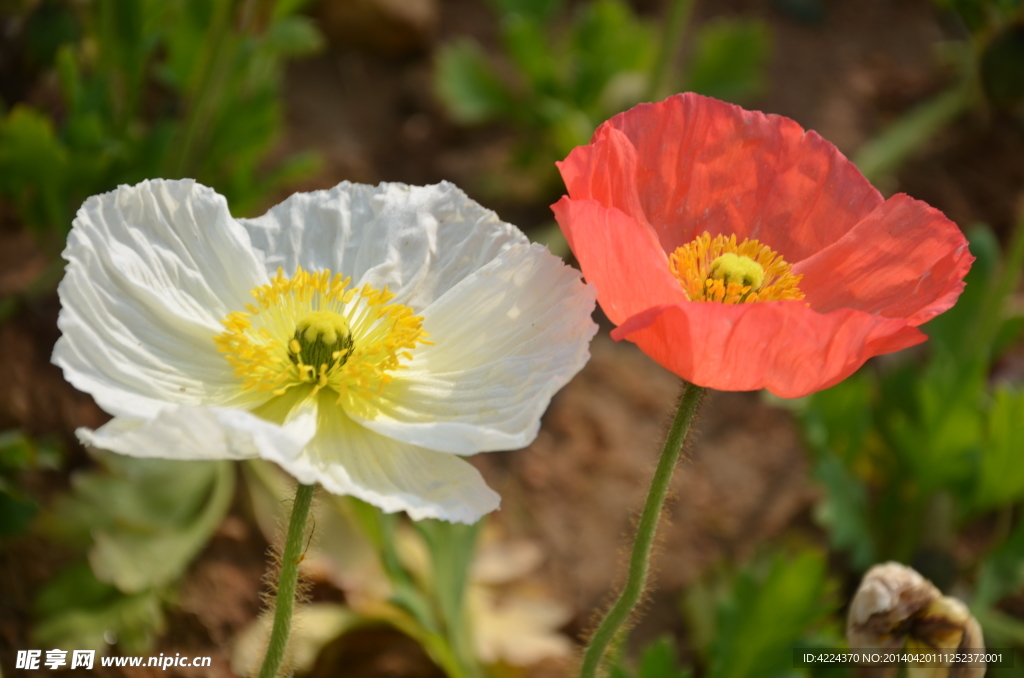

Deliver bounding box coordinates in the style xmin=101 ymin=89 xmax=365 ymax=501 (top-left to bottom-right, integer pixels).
xmin=848 ymin=562 xmax=942 ymax=649
xmin=847 ymin=562 xmax=985 ymax=678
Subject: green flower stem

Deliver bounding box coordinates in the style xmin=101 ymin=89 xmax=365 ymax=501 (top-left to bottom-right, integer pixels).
xmin=580 ymin=382 xmax=705 ymax=678
xmin=258 ymin=482 xmax=316 ymax=678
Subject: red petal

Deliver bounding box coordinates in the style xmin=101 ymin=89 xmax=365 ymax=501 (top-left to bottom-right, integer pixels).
xmin=558 ymin=93 xmax=883 ymax=261
xmin=793 ymin=193 xmax=974 ymax=326
xmin=558 ymin=127 xmax=651 ymax=231
xmin=552 ymin=196 xmax=684 ymax=325
xmin=610 ymin=300 xmax=926 ymax=398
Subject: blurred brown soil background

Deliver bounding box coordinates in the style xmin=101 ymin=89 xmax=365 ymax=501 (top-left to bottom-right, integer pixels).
xmin=2 ymin=0 xmax=1023 ymax=675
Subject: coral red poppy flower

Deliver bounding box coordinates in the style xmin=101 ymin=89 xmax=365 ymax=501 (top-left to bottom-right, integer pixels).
xmin=552 ymin=93 xmax=973 ymax=398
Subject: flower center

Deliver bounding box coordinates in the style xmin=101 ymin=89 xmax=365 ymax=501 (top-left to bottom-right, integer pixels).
xmin=214 ymin=267 xmax=431 ymax=402
xmin=669 ymin=232 xmax=804 ymax=304
xmin=291 ymin=311 xmax=354 ymax=369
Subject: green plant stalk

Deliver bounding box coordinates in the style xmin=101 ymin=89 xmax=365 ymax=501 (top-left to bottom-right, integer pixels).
xmin=257 ymin=482 xmax=315 ymax=678
xmin=347 ymin=501 xmax=472 ymax=678
xmin=418 ymin=520 xmax=484 ymax=678
xmin=648 ymin=0 xmax=695 ymax=101
xmin=168 ymin=1 xmax=234 ymax=177
xmin=971 ymin=211 xmax=1024 ymax=358
xmin=852 ymin=80 xmax=975 ymax=183
xmin=580 ymin=382 xmax=705 ymax=677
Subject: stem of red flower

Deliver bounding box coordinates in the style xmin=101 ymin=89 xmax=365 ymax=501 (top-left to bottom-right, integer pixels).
xmin=258 ymin=482 xmax=315 ymax=678
xmin=579 ymin=382 xmax=705 ymax=678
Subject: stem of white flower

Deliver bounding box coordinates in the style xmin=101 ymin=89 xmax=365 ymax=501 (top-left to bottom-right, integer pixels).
xmin=258 ymin=482 xmax=315 ymax=678
xmin=579 ymin=382 xmax=705 ymax=677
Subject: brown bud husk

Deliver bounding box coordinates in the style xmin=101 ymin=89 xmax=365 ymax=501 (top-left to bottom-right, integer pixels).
xmin=847 ymin=562 xmax=985 ymax=678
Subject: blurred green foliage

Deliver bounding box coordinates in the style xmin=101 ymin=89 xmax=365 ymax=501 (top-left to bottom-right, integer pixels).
xmin=0 ymin=0 xmax=321 ymax=654
xmin=611 ymin=637 xmax=691 ymax=678
xmin=34 ymin=453 xmax=234 ymax=654
xmin=34 ymin=563 xmax=166 ymax=655
xmin=803 ymin=222 xmax=1024 ymax=568
xmin=855 ymin=0 xmax=1024 ymax=181
xmin=800 ymin=218 xmax=1024 ymax=649
xmin=242 ymin=459 xmax=492 ymax=678
xmin=351 ymin=499 xmax=486 ymax=678
xmin=0 ymin=0 xmax=322 ymax=251
xmin=686 ymin=549 xmax=842 ymax=678
xmin=0 ymin=430 xmax=61 ymax=541
xmin=1 ymin=0 xmax=1022 ymax=672
xmin=613 ymin=549 xmax=839 ymax=678
xmin=434 ymin=0 xmax=771 ymax=193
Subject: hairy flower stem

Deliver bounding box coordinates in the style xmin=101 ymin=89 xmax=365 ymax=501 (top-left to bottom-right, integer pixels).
xmin=580 ymin=382 xmax=705 ymax=677
xmin=258 ymin=483 xmax=316 ymax=678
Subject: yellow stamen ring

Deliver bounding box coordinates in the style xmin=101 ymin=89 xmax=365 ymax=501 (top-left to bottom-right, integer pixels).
xmin=669 ymin=232 xmax=804 ymax=304
xmin=214 ymin=266 xmax=431 ymax=401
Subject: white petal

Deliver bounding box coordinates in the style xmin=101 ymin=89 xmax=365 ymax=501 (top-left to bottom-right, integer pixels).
xmin=347 ymin=243 xmax=597 ymax=454
xmin=78 ymin=403 xmax=316 ymax=462
xmin=275 ymin=393 xmax=500 ymax=524
xmin=53 ymin=179 xmax=269 ymax=419
xmin=238 ymin=181 xmax=529 ymax=310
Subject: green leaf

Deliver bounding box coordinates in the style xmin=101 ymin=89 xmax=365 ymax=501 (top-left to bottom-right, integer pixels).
xmin=940 ymin=0 xmax=987 ymax=30
xmin=0 ymin=430 xmax=63 ymax=540
xmin=24 ymin=3 xmax=80 ymax=67
xmin=0 ymin=492 xmax=36 ymax=539
xmin=435 ymin=40 xmax=513 ymax=124
xmin=977 ymin=517 xmax=1024 ymax=608
xmin=96 ymin=0 xmax=152 ymax=124
xmin=637 ymin=637 xmax=691 ymax=678
xmin=570 ymin=0 xmax=657 ymax=110
xmin=924 ymin=226 xmax=1000 ymax=358
xmin=707 ymin=550 xmax=836 ymax=678
xmin=486 ymin=0 xmax=565 ymax=22
xmin=0 ymin=106 xmax=70 ymax=233
xmin=272 ymin=0 xmax=318 ymax=19
xmin=415 ymin=519 xmax=480 ymax=625
xmin=548 ymin=105 xmax=596 ymax=157
xmin=415 ymin=519 xmax=482 ymax=668
xmin=812 ymin=454 xmax=875 ymax=568
xmin=902 ymin=354 xmax=983 ymax=491
xmin=982 ymin=25 xmax=1024 ymax=108
xmin=503 ymin=13 xmax=560 ymax=96
xmin=0 ymin=430 xmax=34 ymax=470
xmin=935 ymin=0 xmax=1022 ymax=33
xmin=34 ymin=562 xmax=165 ymax=654
xmin=263 ymin=16 xmax=324 ymax=58
xmin=0 ymin=297 xmax=16 ymax=324
xmin=993 ymin=315 xmax=1024 ymax=359
xmin=611 ymin=636 xmax=692 ymax=678
xmin=802 ymin=372 xmax=873 ymax=464
xmin=973 ymin=609 xmax=1024 ymax=652
xmin=973 ymin=387 xmax=1024 ymax=510
xmin=684 ymin=18 xmax=772 ymax=104
xmin=55 ymin=45 xmax=83 ymax=114
xmin=157 ymin=0 xmax=218 ymax=89
xmin=47 ymin=455 xmax=234 ymax=593
xmin=852 ymin=84 xmax=974 ymax=182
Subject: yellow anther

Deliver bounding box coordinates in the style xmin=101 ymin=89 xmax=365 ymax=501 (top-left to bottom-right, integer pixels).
xmin=214 ymin=265 xmax=429 ymax=402
xmin=669 ymin=232 xmax=804 ymax=304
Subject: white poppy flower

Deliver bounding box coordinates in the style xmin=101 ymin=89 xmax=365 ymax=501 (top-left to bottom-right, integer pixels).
xmin=54 ymin=179 xmax=597 ymax=524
